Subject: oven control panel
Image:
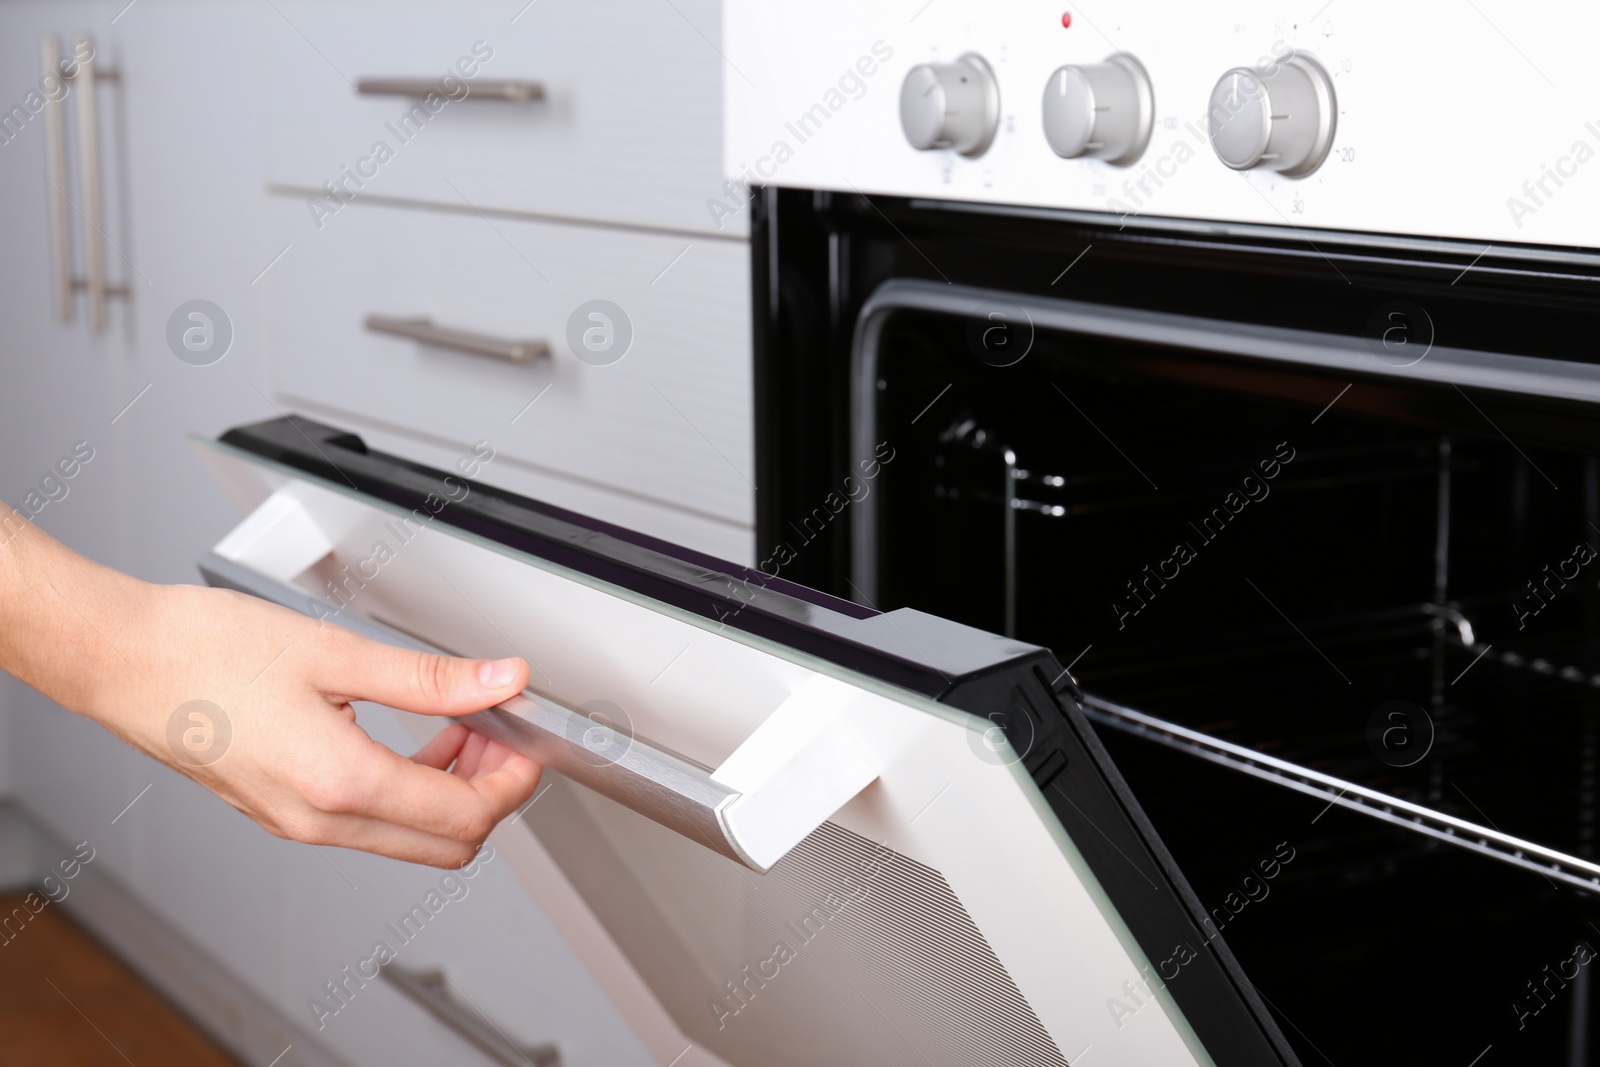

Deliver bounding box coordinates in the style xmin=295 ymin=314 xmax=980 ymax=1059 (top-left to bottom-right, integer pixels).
xmin=722 ymin=0 xmax=1599 ymax=248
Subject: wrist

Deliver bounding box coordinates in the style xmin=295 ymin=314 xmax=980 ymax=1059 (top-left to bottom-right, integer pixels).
xmin=74 ymin=573 xmax=170 ymax=728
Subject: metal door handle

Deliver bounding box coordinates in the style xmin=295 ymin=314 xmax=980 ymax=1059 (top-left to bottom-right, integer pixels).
xmin=382 ymin=965 xmax=560 ymax=1067
xmin=356 ymin=77 xmax=544 ymax=103
xmin=40 ymin=37 xmax=73 ymax=324
xmin=72 ymin=37 xmax=108 ymax=331
xmin=41 ymin=35 xmax=126 ymax=333
xmin=197 ymin=550 xmax=877 ymax=872
xmin=365 ymin=314 xmax=550 ymax=364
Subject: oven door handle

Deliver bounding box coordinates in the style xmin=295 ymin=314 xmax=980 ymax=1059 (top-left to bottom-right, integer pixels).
xmin=197 ymin=550 xmax=876 ymax=873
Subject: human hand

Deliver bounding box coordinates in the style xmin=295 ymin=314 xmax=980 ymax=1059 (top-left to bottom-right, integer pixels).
xmin=87 ymin=583 xmax=541 ymax=868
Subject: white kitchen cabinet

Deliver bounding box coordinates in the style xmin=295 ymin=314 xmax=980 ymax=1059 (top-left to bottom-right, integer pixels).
xmin=260 ymin=0 xmax=742 ymax=237
xmin=0 ymin=4 xmax=320 ymax=1062
xmin=0 ymin=0 xmax=148 ymax=888
xmin=2 ymin=2 xmax=753 ymax=1064
xmin=265 ymin=195 xmax=755 ymax=534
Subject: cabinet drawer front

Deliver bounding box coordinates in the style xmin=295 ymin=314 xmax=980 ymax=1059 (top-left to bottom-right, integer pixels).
xmin=261 ymin=0 xmax=742 ymax=236
xmin=266 ymin=198 xmax=753 ymax=526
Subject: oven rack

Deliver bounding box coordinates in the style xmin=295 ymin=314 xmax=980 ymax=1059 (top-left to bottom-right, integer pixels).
xmin=1079 ymin=692 xmax=1600 ymax=893
xmin=1073 ymin=595 xmax=1600 ymax=893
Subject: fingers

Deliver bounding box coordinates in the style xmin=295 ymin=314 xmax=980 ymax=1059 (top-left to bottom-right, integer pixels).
xmin=268 ymin=807 xmax=491 ymax=869
xmin=411 ymin=722 xmax=470 ymax=770
xmin=261 ymin=743 xmax=540 ymax=866
xmin=451 ymin=729 xmax=492 ymax=780
xmin=408 ymin=724 xmax=501 ymax=781
xmin=325 ymin=733 xmax=542 ymax=844
xmin=315 ymin=631 xmax=530 ymax=718
xmin=465 ymin=737 xmax=518 ymax=779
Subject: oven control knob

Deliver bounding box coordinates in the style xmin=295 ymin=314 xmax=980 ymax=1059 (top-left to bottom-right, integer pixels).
xmin=1206 ymin=53 xmax=1337 ymax=177
xmin=899 ymin=53 xmax=1000 ymax=158
xmin=1040 ymin=54 xmax=1154 ymax=165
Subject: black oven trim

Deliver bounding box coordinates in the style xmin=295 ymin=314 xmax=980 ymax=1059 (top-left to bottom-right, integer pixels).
xmin=908 ymin=197 xmax=1600 ymax=271
xmin=749 ymin=186 xmax=1600 ymax=605
xmin=846 ymin=278 xmax=1600 ymax=601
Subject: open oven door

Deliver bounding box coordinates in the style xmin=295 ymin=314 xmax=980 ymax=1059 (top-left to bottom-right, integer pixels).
xmin=192 ymin=415 xmax=1301 ymax=1067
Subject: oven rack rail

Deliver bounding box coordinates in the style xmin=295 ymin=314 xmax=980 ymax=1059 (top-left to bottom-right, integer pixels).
xmin=1079 ymin=692 xmax=1600 ymax=894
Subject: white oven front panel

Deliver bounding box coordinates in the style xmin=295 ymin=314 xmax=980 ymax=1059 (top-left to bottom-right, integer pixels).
xmin=722 ymin=0 xmax=1599 ymax=249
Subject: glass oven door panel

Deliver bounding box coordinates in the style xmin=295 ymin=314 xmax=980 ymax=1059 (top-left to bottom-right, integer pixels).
xmin=194 ymin=416 xmax=1279 ymax=1067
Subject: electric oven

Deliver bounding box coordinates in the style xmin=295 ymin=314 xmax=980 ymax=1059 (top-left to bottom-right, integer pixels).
xmin=724 ymin=1 xmax=1600 ymax=1064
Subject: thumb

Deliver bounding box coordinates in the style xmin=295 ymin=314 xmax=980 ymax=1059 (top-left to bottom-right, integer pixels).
xmin=323 ymin=635 xmax=530 ymax=716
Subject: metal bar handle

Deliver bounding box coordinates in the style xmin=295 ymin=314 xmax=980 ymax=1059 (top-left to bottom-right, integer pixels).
xmin=40 ymin=37 xmax=73 ymax=324
xmin=72 ymin=36 xmax=107 ymax=331
xmin=365 ymin=314 xmax=550 ymax=365
xmin=1080 ymin=691 xmax=1600 ymax=894
xmin=196 ymin=552 xmax=753 ymax=867
xmin=382 ymin=965 xmax=560 ymax=1067
xmin=356 ymin=77 xmax=544 ymax=103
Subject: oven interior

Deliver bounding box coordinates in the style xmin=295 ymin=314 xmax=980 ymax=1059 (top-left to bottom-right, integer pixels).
xmin=870 ymin=314 xmax=1600 ymax=1064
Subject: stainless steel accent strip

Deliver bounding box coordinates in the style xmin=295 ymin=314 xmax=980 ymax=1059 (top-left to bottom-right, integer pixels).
xmin=365 ymin=314 xmax=551 ymax=364
xmin=40 ymin=37 xmax=73 ymax=324
xmin=195 ymin=553 xmax=759 ymax=870
xmin=1079 ymin=691 xmax=1600 ymax=894
xmin=382 ymin=965 xmax=560 ymax=1067
xmin=356 ymin=77 xmax=544 ymax=102
xmin=72 ymin=37 xmax=106 ymax=332
xmin=849 ymin=278 xmax=1600 ymax=601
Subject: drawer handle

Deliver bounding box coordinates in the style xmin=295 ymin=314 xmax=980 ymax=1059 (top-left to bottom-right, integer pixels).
xmin=381 ymin=964 xmax=561 ymax=1067
xmin=356 ymin=77 xmax=544 ymax=103
xmin=365 ymin=314 xmax=550 ymax=365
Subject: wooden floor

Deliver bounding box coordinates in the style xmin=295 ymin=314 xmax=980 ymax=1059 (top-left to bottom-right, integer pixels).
xmin=0 ymin=894 xmax=239 ymax=1066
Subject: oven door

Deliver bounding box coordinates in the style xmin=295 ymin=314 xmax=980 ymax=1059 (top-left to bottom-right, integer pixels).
xmin=193 ymin=414 xmax=1299 ymax=1067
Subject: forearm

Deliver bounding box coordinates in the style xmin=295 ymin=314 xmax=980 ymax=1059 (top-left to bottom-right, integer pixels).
xmin=0 ymin=508 xmax=150 ymax=719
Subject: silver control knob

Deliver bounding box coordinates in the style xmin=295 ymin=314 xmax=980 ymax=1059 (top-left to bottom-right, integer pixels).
xmin=1206 ymin=53 xmax=1337 ymax=177
xmin=899 ymin=53 xmax=1000 ymax=158
xmin=1040 ymin=54 xmax=1154 ymax=165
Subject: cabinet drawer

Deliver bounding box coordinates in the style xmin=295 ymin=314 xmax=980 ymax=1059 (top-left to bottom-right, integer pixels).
xmin=261 ymin=0 xmax=742 ymax=236
xmin=265 ymin=197 xmax=753 ymax=527
xmin=272 ymin=703 xmax=658 ymax=1067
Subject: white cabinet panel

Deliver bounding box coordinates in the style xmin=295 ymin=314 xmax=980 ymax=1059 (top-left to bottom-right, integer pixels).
xmin=265 ymin=196 xmax=755 ymax=529
xmin=261 ymin=0 xmax=742 ymax=237
xmin=0 ymin=0 xmax=143 ymax=871
xmin=334 ymin=418 xmax=755 ymax=565
xmin=273 ymin=703 xmax=658 ymax=1067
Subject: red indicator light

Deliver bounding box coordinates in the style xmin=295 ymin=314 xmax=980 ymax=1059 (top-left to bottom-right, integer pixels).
xmin=1061 ymin=11 xmax=1073 ymax=27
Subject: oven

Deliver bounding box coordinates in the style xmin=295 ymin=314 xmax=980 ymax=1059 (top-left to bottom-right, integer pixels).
xmin=726 ymin=1 xmax=1600 ymax=1064
xmin=188 ymin=3 xmax=1600 ymax=1065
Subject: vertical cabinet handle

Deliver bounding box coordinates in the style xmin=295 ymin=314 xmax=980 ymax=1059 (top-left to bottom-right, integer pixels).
xmin=39 ymin=35 xmax=126 ymax=333
xmin=72 ymin=37 xmax=107 ymax=331
xmin=40 ymin=37 xmax=73 ymax=323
